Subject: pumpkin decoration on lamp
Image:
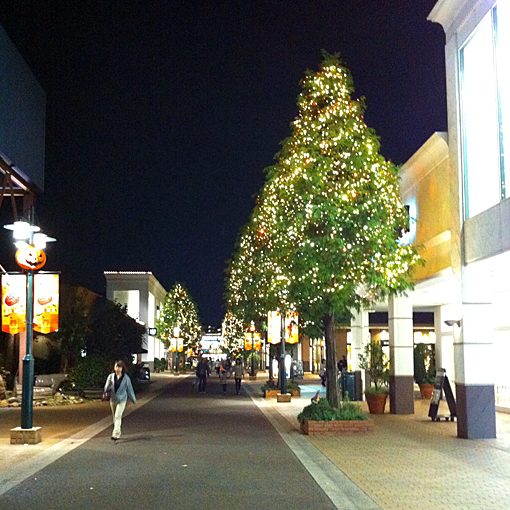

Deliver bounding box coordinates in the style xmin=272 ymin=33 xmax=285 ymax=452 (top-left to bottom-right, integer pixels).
xmin=15 ymin=244 xmax=46 ymax=271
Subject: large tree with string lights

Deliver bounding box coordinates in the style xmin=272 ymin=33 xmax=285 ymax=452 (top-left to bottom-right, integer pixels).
xmin=157 ymin=283 xmax=202 ymax=363
xmin=227 ymin=52 xmax=421 ymax=406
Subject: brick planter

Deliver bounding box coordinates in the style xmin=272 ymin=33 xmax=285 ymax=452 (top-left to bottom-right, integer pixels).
xmin=277 ymin=393 xmax=291 ymax=403
xmin=300 ymin=419 xmax=375 ymax=435
xmin=290 ymin=389 xmax=301 ymax=397
xmin=264 ymin=389 xmax=280 ymax=398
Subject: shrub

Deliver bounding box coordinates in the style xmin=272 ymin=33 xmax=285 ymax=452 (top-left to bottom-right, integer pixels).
xmin=287 ymin=379 xmax=300 ymax=391
xmin=69 ymin=355 xmax=111 ymax=389
xmin=261 ymin=380 xmax=278 ymax=392
xmin=261 ymin=378 xmax=299 ymax=392
xmin=364 ymin=385 xmax=389 ymax=395
xmin=358 ymin=341 xmax=389 ymax=392
xmin=154 ymin=358 xmax=167 ymax=372
xmin=297 ymin=397 xmax=367 ymax=423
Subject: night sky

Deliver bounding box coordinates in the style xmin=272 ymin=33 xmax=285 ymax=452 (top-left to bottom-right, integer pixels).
xmin=0 ymin=1 xmax=446 ymax=326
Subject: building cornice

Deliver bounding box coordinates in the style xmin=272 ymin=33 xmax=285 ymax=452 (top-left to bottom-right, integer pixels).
xmin=428 ymin=0 xmax=496 ymax=41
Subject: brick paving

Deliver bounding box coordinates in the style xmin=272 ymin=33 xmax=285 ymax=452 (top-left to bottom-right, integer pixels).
xmin=246 ymin=376 xmax=510 ymax=510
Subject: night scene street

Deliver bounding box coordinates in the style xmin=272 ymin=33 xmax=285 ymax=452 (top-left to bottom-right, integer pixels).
xmin=3 ymin=1 xmax=510 ymax=509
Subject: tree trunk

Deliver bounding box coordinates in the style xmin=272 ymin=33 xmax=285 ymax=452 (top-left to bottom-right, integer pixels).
xmin=324 ymin=313 xmax=340 ymax=408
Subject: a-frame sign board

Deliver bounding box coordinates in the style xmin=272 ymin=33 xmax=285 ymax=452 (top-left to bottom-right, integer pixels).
xmin=428 ymin=368 xmax=457 ymax=422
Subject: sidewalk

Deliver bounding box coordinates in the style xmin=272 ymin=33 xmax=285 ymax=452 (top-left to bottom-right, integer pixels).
xmin=244 ymin=374 xmax=510 ymax=510
xmin=0 ymin=373 xmax=177 ymax=492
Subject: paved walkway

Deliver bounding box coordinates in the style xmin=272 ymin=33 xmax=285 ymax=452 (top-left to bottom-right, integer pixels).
xmin=1 ymin=372 xmax=510 ymax=509
xmin=244 ymin=376 xmax=510 ymax=510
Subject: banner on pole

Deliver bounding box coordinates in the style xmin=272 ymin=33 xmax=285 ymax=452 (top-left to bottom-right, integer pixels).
xmin=285 ymin=311 xmax=299 ymax=344
xmin=34 ymin=273 xmax=59 ymax=333
xmin=1 ymin=274 xmax=26 ymax=334
xmin=267 ymin=311 xmax=281 ymax=344
xmin=244 ymin=332 xmax=261 ymax=351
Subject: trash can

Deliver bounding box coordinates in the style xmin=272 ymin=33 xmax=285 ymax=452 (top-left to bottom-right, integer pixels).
xmin=341 ymin=371 xmax=357 ymax=401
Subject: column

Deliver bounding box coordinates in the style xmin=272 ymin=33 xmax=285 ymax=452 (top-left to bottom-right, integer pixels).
xmin=389 ymin=295 xmax=414 ymax=414
xmin=434 ymin=304 xmax=457 ymax=383
xmin=350 ymin=309 xmax=370 ymax=396
xmin=350 ymin=309 xmax=370 ymax=371
xmin=456 ymin=263 xmax=496 ymax=439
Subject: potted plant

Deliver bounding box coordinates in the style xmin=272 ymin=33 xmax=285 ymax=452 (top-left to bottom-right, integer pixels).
xmin=413 ymin=343 xmax=436 ymax=399
xmin=358 ymin=341 xmax=389 ymax=414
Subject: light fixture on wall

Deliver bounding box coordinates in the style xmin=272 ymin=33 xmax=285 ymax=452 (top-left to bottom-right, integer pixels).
xmin=444 ymin=319 xmax=461 ymax=327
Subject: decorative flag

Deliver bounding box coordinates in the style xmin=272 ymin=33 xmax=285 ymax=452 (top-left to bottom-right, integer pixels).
xmin=1 ymin=274 xmax=26 ymax=334
xmin=267 ymin=311 xmax=281 ymax=344
xmin=244 ymin=332 xmax=261 ymax=351
xmin=285 ymin=311 xmax=299 ymax=344
xmin=34 ymin=273 xmax=59 ymax=333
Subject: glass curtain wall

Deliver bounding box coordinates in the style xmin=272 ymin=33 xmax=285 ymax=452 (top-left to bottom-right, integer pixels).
xmin=460 ymin=2 xmax=509 ymax=218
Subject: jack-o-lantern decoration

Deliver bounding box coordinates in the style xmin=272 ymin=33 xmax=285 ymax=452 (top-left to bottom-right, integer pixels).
xmin=15 ymin=244 xmax=46 ymax=271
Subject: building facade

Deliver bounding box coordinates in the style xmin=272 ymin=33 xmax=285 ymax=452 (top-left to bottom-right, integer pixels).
xmin=427 ymin=0 xmax=510 ymax=439
xmin=104 ymin=272 xmax=167 ymax=371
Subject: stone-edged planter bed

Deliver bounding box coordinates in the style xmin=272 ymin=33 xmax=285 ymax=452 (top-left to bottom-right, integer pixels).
xmin=82 ymin=388 xmax=104 ymax=399
xmin=300 ymin=418 xmax=375 ymax=435
xmin=264 ymin=389 xmax=300 ymax=398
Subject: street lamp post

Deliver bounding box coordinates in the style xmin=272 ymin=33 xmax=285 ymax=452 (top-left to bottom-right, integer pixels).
xmin=173 ymin=325 xmax=180 ymax=373
xmin=4 ymin=215 xmax=55 ymax=431
xmin=249 ymin=321 xmax=256 ymax=377
xmin=280 ymin=312 xmax=287 ymax=396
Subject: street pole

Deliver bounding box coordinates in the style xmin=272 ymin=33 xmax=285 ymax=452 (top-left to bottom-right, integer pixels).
xmin=174 ymin=325 xmax=180 ymax=374
xmin=249 ymin=321 xmax=256 ymax=377
xmin=251 ymin=329 xmax=254 ymax=377
xmin=21 ymin=265 xmax=34 ymax=429
xmin=4 ymin=211 xmax=55 ymax=434
xmin=21 ymin=208 xmax=35 ymax=430
xmin=280 ymin=311 xmax=287 ymax=395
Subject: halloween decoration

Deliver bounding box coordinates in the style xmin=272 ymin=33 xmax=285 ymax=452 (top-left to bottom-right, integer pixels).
xmin=15 ymin=244 xmax=46 ymax=271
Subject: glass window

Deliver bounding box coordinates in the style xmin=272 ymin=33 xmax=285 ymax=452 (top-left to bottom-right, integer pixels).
xmin=496 ymin=2 xmax=510 ymax=198
xmin=460 ymin=11 xmax=501 ymax=218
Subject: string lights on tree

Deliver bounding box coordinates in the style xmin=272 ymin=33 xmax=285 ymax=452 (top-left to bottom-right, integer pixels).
xmin=157 ymin=282 xmax=202 ymax=356
xmin=227 ymin=52 xmax=421 ymax=406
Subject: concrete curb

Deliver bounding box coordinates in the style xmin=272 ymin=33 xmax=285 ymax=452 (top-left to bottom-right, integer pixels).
xmin=244 ymin=382 xmax=381 ymax=510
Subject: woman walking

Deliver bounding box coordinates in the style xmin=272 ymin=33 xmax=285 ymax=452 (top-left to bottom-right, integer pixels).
xmin=104 ymin=360 xmax=136 ymax=441
xmin=233 ymin=357 xmax=245 ymax=395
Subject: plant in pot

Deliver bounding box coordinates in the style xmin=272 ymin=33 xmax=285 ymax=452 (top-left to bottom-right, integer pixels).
xmin=358 ymin=341 xmax=389 ymax=414
xmin=413 ymin=343 xmax=436 ymax=399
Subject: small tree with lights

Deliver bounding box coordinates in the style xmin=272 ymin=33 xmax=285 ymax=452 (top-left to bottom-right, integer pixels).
xmin=228 ymin=52 xmax=421 ymax=407
xmin=157 ymin=283 xmax=202 ymax=369
xmin=221 ymin=310 xmax=245 ymax=357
